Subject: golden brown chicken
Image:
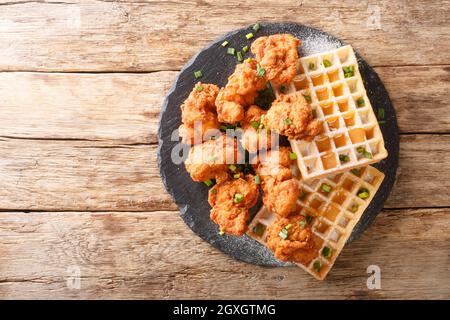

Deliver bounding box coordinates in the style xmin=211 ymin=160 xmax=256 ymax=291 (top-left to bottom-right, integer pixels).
xmin=266 ymin=215 xmax=319 ymax=265
xmin=251 ymin=34 xmax=301 ymax=85
xmin=215 ymin=59 xmax=267 ymax=124
xmin=257 ymin=147 xmax=300 ymax=217
xmin=240 ymin=105 xmax=272 ymax=153
xmin=179 ymin=82 xmax=220 ymax=145
xmin=264 ymin=92 xmax=321 ymax=141
xmin=184 ymin=134 xmax=244 ymax=183
xmin=208 ymin=175 xmax=259 ymax=236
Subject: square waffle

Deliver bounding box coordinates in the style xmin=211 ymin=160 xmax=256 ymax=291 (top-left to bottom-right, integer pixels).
xmin=272 ymin=45 xmax=388 ymax=180
xmin=247 ymin=165 xmax=385 ymax=280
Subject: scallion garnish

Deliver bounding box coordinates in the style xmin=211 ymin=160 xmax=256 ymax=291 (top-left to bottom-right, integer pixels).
xmin=251 ymin=120 xmax=259 ymax=130
xmin=323 ymin=59 xmax=332 ymax=68
xmin=246 ymin=32 xmax=254 ymax=40
xmin=356 ymin=146 xmax=365 ymax=154
xmin=351 ymin=169 xmax=361 ymax=176
xmin=309 ymin=63 xmax=315 ymax=70
xmin=237 ymin=51 xmax=243 ymax=62
xmin=306 ymin=215 xmax=313 ymax=224
xmin=227 ymin=47 xmax=235 ymax=55
xmin=351 ymin=204 xmax=359 ymax=213
xmin=356 ymin=97 xmax=365 ymax=107
xmin=242 ymin=45 xmax=249 ymax=53
xmin=210 ymin=188 xmax=217 ymax=195
xmin=343 ymin=66 xmax=355 ymax=78
xmin=279 ymin=227 xmax=289 ymax=240
xmin=378 ymin=120 xmax=386 ymax=124
xmin=313 ymin=260 xmax=321 ymax=272
xmin=284 ymin=118 xmax=292 ymax=125
xmin=204 ymin=179 xmax=213 ymax=187
xmin=254 ymin=175 xmax=261 ymax=185
xmin=221 ymin=41 xmax=229 ymax=47
xmin=280 ymin=85 xmax=287 ymax=93
xmin=322 ymin=246 xmax=332 ymax=259
xmin=234 ymin=193 xmax=244 ymax=203
xmin=357 ymin=188 xmax=370 ymax=199
xmin=298 ymin=220 xmax=307 ymax=228
xmin=219 ymin=230 xmax=225 ymax=236
xmin=228 ymin=164 xmax=237 ymax=172
xmin=195 ymin=84 xmax=203 ymax=91
xmin=233 ymin=173 xmax=241 ymax=179
xmin=252 ymin=223 xmax=266 ymax=236
xmin=194 ymin=70 xmax=202 ymax=79
xmin=321 ymin=183 xmax=332 ymax=193
xmin=252 ymin=23 xmax=261 ymax=32
xmin=339 ymin=154 xmax=350 ymax=162
xmin=363 ymin=150 xmax=373 ymax=159
xmin=256 ymin=64 xmax=266 ymax=77
xmin=377 ymin=108 xmax=385 ymax=119
xmin=299 ymin=190 xmax=306 ymax=200
xmin=303 ymin=95 xmax=312 ymax=103
xmin=289 ymin=152 xmax=297 ymax=160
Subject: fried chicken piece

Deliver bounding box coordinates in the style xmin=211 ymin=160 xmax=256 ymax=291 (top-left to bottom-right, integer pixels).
xmin=251 ymin=34 xmax=300 ymax=85
xmin=208 ymin=175 xmax=259 ymax=236
xmin=179 ymin=82 xmax=220 ymax=144
xmin=184 ymin=134 xmax=243 ymax=182
xmin=266 ymin=215 xmax=319 ymax=265
xmin=264 ymin=92 xmax=321 ymax=141
xmin=240 ymin=105 xmax=272 ymax=153
xmin=215 ymin=59 xmax=267 ymax=124
xmin=257 ymin=147 xmax=300 ymax=217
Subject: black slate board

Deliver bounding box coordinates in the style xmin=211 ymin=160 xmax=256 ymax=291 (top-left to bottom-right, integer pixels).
xmin=157 ymin=23 xmax=399 ymax=267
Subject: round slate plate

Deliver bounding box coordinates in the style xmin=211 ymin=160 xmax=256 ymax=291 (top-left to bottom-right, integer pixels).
xmin=158 ymin=23 xmax=399 ymax=267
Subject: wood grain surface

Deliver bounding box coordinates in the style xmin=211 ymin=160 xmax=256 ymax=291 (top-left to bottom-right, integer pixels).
xmin=0 ymin=0 xmax=449 ymax=299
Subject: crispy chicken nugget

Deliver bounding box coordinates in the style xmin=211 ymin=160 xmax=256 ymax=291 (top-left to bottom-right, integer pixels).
xmin=240 ymin=105 xmax=272 ymax=153
xmin=251 ymin=34 xmax=301 ymax=85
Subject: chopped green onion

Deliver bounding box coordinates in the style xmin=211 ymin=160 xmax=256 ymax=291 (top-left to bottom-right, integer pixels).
xmin=242 ymin=45 xmax=249 ymax=53
xmin=284 ymin=118 xmax=292 ymax=125
xmin=210 ymin=188 xmax=217 ymax=195
xmin=221 ymin=41 xmax=229 ymax=47
xmin=303 ymin=95 xmax=312 ymax=103
xmin=289 ymin=152 xmax=297 ymax=160
xmin=322 ymin=246 xmax=332 ymax=259
xmin=377 ymin=108 xmax=385 ymax=119
xmin=252 ymin=23 xmax=261 ymax=32
xmin=285 ymin=224 xmax=293 ymax=230
xmin=194 ymin=70 xmax=202 ymax=79
xmin=228 ymin=164 xmax=237 ymax=172
xmin=195 ymin=84 xmax=203 ymax=91
xmin=306 ymin=215 xmax=313 ymax=224
xmin=351 ymin=204 xmax=359 ymax=213
xmin=378 ymin=120 xmax=386 ymax=124
xmin=339 ymin=154 xmax=350 ymax=162
xmin=234 ymin=193 xmax=244 ymax=203
xmin=323 ymin=59 xmax=332 ymax=68
xmin=233 ymin=173 xmax=241 ymax=179
xmin=254 ymin=175 xmax=261 ymax=185
xmin=227 ymin=47 xmax=235 ymax=55
xmin=351 ymin=169 xmax=361 ymax=176
xmin=357 ymin=188 xmax=370 ymax=199
xmin=210 ymin=155 xmax=218 ymax=162
xmin=252 ymin=223 xmax=266 ymax=236
xmin=219 ymin=230 xmax=225 ymax=235
xmin=278 ymin=228 xmax=288 ymax=240
xmin=204 ymin=179 xmax=213 ymax=187
xmin=299 ymin=191 xmax=306 ymax=200
xmin=246 ymin=32 xmax=254 ymax=40
xmin=237 ymin=51 xmax=243 ymax=62
xmin=363 ymin=150 xmax=373 ymax=159
xmin=313 ymin=260 xmax=321 ymax=272
xmin=256 ymin=64 xmax=266 ymax=77
xmin=280 ymin=85 xmax=287 ymax=94
xmin=298 ymin=220 xmax=307 ymax=228
xmin=321 ymin=183 xmax=332 ymax=193
xmin=343 ymin=66 xmax=355 ymax=78
xmin=251 ymin=120 xmax=259 ymax=130
xmin=356 ymin=97 xmax=365 ymax=107
xmin=356 ymin=146 xmax=365 ymax=154
xmin=309 ymin=63 xmax=315 ymax=70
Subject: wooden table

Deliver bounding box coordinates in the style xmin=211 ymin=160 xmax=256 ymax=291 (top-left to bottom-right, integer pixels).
xmin=0 ymin=0 xmax=449 ymax=300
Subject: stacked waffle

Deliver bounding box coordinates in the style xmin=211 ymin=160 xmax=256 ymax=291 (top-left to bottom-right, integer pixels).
xmin=248 ymin=46 xmax=388 ymax=280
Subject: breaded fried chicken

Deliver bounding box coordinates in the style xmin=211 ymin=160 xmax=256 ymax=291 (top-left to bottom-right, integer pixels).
xmin=184 ymin=134 xmax=243 ymax=182
xmin=240 ymin=105 xmax=272 ymax=153
xmin=264 ymin=92 xmax=321 ymax=141
xmin=266 ymin=215 xmax=319 ymax=265
xmin=215 ymin=59 xmax=267 ymax=124
xmin=257 ymin=147 xmax=300 ymax=217
xmin=251 ymin=34 xmax=300 ymax=85
xmin=208 ymin=175 xmax=259 ymax=235
xmin=179 ymin=82 xmax=220 ymax=144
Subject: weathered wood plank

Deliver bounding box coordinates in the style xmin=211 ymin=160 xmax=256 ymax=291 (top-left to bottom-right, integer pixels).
xmin=0 ymin=67 xmax=448 ymax=146
xmin=0 ymin=1 xmax=448 ymax=72
xmin=0 ymin=135 xmax=448 ymax=211
xmin=0 ymin=208 xmax=448 ymax=299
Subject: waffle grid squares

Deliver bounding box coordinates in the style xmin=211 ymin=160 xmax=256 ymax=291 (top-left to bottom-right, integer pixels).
xmin=273 ymin=46 xmax=387 ymax=180
xmin=247 ymin=165 xmax=385 ymax=280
